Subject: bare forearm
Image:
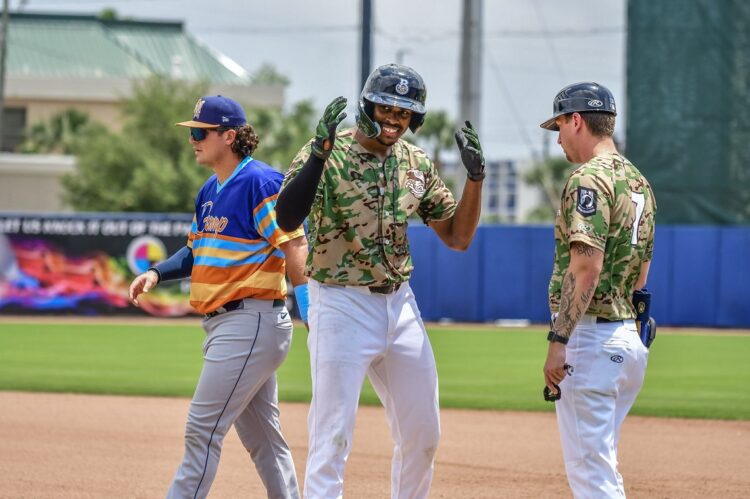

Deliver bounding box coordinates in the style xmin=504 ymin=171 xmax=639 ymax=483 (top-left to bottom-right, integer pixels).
xmin=553 ymin=243 xmax=602 ymax=338
xmin=455 ymin=179 xmax=483 ymax=232
xmin=553 ymin=271 xmax=597 ymax=338
xmin=439 ymin=179 xmax=483 ymax=250
xmin=281 ymin=237 xmax=309 ymax=287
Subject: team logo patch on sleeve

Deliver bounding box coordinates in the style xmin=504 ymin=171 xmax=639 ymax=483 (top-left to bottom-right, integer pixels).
xmin=576 ymin=186 xmax=597 ymax=217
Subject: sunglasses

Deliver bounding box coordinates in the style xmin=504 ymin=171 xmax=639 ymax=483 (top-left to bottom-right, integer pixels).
xmin=189 ymin=126 xmax=234 ymax=142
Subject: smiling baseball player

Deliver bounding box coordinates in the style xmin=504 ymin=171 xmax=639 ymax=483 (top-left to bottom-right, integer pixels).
xmin=275 ymin=64 xmax=486 ymax=499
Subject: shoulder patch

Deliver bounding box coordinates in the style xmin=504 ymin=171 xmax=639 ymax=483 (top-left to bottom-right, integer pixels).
xmin=576 ymin=186 xmax=597 ymax=217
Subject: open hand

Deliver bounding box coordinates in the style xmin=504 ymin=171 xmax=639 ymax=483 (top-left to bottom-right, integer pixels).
xmin=454 ymin=120 xmax=485 ymax=181
xmin=311 ymin=96 xmax=348 ymax=160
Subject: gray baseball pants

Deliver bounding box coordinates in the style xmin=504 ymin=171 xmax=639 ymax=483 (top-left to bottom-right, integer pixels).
xmin=167 ymin=298 xmax=300 ymax=499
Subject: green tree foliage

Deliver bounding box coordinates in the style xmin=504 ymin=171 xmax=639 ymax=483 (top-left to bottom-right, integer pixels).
xmin=523 ymin=156 xmax=572 ymax=222
xmin=412 ymin=110 xmax=457 ymax=193
xmin=19 ymin=109 xmax=97 ymax=154
xmin=249 ymin=100 xmax=316 ymax=171
xmin=62 ymin=76 xmax=210 ymax=212
xmin=25 ymin=74 xmax=315 ymax=212
xmin=251 ymin=63 xmax=291 ymax=87
xmin=98 ymin=8 xmax=118 ymax=21
xmin=414 ymin=110 xmax=455 ymax=173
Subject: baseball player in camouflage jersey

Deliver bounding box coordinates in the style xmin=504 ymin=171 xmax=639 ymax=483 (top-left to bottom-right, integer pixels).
xmin=275 ymin=64 xmax=486 ymax=499
xmin=540 ymin=82 xmax=657 ymax=498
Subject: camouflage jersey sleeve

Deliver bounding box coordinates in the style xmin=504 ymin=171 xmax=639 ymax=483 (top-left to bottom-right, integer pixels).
xmin=644 ymin=183 xmax=657 ymax=261
xmin=413 ymin=148 xmax=457 ymax=224
xmin=560 ymin=167 xmax=614 ymax=252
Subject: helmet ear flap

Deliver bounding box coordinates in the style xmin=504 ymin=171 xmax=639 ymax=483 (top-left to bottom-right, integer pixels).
xmin=356 ymin=99 xmax=381 ymax=138
xmin=409 ymin=113 xmax=426 ymax=134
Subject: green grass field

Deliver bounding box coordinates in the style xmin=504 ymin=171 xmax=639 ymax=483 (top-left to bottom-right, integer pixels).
xmin=1 ymin=322 xmax=748 ymax=420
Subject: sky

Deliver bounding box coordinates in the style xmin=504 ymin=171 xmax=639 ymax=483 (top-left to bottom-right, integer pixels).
xmin=19 ymin=0 xmax=627 ymax=162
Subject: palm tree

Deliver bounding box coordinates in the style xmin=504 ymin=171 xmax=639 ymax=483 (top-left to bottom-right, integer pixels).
xmin=416 ymin=110 xmax=456 ymax=174
xmin=523 ymin=156 xmax=572 ymax=222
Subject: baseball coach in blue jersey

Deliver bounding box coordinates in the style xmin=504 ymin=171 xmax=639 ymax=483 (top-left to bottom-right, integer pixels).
xmin=129 ymin=95 xmax=309 ymax=499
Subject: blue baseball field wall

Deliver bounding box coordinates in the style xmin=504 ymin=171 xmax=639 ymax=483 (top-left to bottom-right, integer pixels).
xmin=1 ymin=212 xmax=748 ymax=327
xmin=407 ymin=225 xmax=750 ymax=328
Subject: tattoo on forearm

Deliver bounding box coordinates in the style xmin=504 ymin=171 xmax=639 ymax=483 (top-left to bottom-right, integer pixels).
xmin=556 ymin=272 xmax=577 ymax=337
xmin=580 ymin=279 xmax=595 ymax=304
xmin=554 ymin=271 xmax=597 ymax=338
xmin=573 ymin=243 xmax=595 ymax=257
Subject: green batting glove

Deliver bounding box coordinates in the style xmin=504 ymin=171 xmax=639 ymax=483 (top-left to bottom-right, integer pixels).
xmin=311 ymin=96 xmax=348 ymax=160
xmin=454 ymin=120 xmax=485 ymax=181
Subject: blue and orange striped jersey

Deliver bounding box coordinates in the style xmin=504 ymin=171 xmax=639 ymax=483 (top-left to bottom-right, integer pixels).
xmin=186 ymin=156 xmax=304 ymax=314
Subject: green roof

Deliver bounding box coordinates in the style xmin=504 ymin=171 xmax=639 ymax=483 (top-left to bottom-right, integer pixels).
xmin=7 ymin=13 xmax=251 ymax=85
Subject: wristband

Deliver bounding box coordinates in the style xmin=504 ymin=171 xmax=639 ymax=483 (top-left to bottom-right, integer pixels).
xmin=146 ymin=267 xmax=162 ymax=284
xmin=294 ymin=283 xmax=309 ymax=323
xmin=547 ymin=330 xmax=569 ymax=345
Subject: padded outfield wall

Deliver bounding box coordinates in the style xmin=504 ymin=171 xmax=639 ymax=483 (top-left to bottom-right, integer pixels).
xmin=625 ymin=0 xmax=750 ymax=224
xmin=408 ymin=225 xmax=750 ymax=328
xmin=0 ymin=213 xmax=748 ymax=328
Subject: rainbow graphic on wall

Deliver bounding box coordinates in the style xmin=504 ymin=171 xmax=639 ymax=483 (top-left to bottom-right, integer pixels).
xmin=126 ymin=236 xmax=167 ymax=275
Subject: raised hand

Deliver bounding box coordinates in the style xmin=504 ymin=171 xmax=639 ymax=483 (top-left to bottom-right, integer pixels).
xmin=454 ymin=120 xmax=485 ymax=181
xmin=311 ymin=96 xmax=348 ymax=160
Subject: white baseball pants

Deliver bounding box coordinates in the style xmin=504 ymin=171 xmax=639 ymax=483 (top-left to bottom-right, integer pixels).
xmin=556 ymin=315 xmax=649 ymax=499
xmin=167 ymin=299 xmax=300 ymax=499
xmin=304 ymin=280 xmax=441 ymax=499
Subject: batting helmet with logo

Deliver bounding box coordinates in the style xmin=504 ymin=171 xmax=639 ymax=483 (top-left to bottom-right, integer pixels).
xmin=357 ymin=64 xmax=427 ymax=138
xmin=540 ymin=82 xmax=616 ymax=131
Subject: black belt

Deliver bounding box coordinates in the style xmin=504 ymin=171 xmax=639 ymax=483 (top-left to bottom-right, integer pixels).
xmin=205 ymin=298 xmax=285 ymax=319
xmin=596 ymin=317 xmax=624 ymax=323
xmin=369 ymin=282 xmax=402 ymax=294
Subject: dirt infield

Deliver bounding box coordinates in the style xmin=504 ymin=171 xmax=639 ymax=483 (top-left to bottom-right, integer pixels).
xmin=1 ymin=392 xmax=749 ymax=498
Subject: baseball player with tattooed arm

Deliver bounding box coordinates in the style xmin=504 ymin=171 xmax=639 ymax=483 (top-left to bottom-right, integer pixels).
xmin=274 ymin=64 xmax=485 ymax=499
xmin=540 ymin=82 xmax=657 ymax=498
xmin=128 ymin=95 xmax=308 ymax=499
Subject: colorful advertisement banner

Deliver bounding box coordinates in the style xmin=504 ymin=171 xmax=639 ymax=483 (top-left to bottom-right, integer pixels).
xmin=0 ymin=212 xmax=195 ymax=317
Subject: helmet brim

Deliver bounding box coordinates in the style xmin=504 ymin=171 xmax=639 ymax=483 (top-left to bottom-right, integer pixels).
xmin=540 ymin=116 xmax=559 ymax=131
xmin=364 ymin=93 xmax=426 ymax=115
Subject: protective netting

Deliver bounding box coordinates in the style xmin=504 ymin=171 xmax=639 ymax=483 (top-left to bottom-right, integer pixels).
xmin=625 ymin=0 xmax=750 ymax=224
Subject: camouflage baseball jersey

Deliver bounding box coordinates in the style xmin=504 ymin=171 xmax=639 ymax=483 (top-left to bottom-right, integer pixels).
xmin=549 ymin=152 xmax=657 ymax=319
xmin=282 ymin=127 xmax=456 ymax=286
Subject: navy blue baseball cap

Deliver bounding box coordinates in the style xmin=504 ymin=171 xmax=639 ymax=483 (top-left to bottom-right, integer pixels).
xmin=176 ymin=95 xmax=247 ymax=128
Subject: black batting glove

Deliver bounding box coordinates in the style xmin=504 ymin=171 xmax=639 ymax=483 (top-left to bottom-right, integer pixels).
xmin=311 ymin=96 xmax=347 ymax=161
xmin=454 ymin=120 xmax=485 ymax=181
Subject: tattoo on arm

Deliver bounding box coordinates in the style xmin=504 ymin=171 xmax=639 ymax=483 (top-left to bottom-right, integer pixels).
xmin=573 ymin=243 xmax=595 ymax=257
xmin=554 ymin=271 xmax=597 ymax=339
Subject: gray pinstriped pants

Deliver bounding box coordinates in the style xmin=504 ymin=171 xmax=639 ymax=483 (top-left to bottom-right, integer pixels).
xmin=167 ymin=299 xmax=300 ymax=499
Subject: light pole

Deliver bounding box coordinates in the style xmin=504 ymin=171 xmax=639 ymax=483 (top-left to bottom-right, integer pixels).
xmin=396 ymin=48 xmax=410 ymax=65
xmin=0 ymin=0 xmax=10 ymax=151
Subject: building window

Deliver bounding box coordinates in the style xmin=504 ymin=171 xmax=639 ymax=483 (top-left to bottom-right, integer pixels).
xmin=1 ymin=107 xmax=27 ymax=152
xmin=489 ymin=194 xmax=498 ymax=209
